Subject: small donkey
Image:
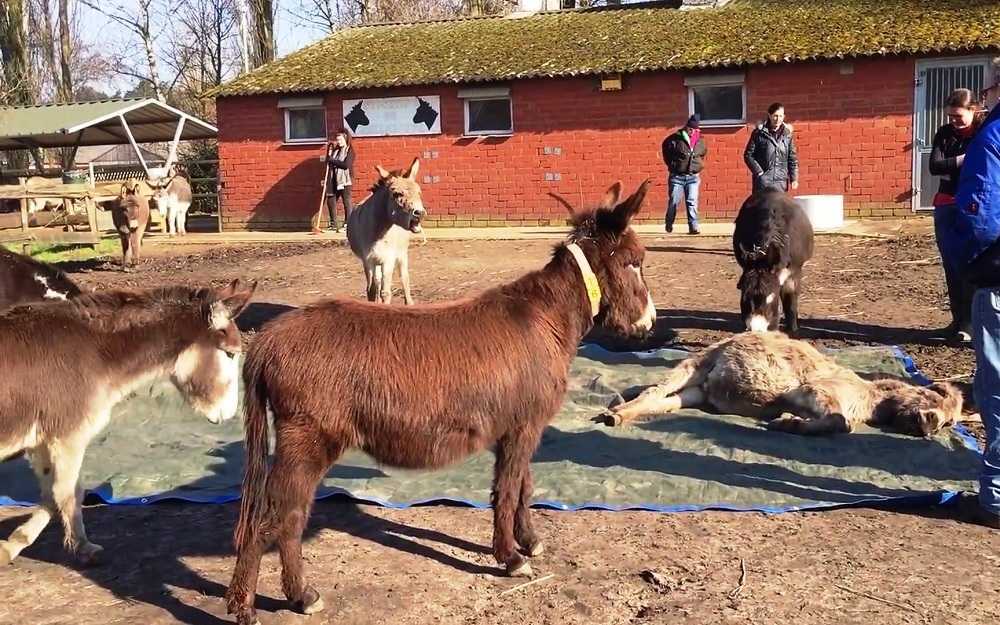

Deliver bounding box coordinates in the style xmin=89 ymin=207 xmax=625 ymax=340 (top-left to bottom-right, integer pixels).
xmin=0 ymin=279 xmax=256 ymax=566
xmin=150 ymin=165 xmax=193 ymax=237
xmin=111 ymin=179 xmax=151 ymax=272
xmin=346 ymin=157 xmax=426 ymax=304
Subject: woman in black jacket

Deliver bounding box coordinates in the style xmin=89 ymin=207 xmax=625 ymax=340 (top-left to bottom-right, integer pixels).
xmin=324 ymin=131 xmax=355 ymax=232
xmin=930 ymin=88 xmax=985 ymax=342
xmin=744 ymin=102 xmax=799 ymax=194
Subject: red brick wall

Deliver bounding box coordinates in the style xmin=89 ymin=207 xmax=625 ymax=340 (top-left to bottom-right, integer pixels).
xmin=216 ymin=56 xmax=917 ymax=230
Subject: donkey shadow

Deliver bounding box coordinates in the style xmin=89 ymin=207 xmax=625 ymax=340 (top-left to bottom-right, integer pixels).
xmin=1 ymin=439 xmax=497 ymax=623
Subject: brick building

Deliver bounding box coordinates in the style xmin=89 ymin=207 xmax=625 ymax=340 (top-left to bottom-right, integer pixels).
xmin=211 ymin=0 xmax=1000 ymax=231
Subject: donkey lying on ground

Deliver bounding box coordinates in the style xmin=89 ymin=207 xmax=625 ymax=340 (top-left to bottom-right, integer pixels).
xmin=0 ymin=247 xmax=82 ymax=310
xmin=150 ymin=165 xmax=193 ymax=237
xmin=733 ymin=190 xmax=814 ymax=334
xmin=0 ymin=279 xmax=256 ymax=566
xmin=226 ymin=180 xmax=656 ymax=625
xmin=600 ymin=331 xmax=964 ymax=437
xmin=347 ymin=157 xmax=426 ymax=305
xmin=111 ymin=179 xmax=151 ymax=272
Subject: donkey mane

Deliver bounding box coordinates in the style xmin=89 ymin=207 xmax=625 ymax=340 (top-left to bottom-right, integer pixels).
xmin=368 ymin=168 xmax=407 ymax=193
xmin=2 ymin=285 xmax=214 ymax=332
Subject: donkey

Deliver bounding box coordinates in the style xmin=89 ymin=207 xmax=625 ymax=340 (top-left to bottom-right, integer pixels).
xmin=150 ymin=165 xmax=193 ymax=237
xmin=600 ymin=331 xmax=965 ymax=437
xmin=0 ymin=247 xmax=82 ymax=310
xmin=225 ymin=179 xmax=657 ymax=625
xmin=0 ymin=279 xmax=256 ymax=567
xmin=111 ymin=179 xmax=151 ymax=272
xmin=345 ymin=100 xmax=370 ymax=133
xmin=733 ymin=190 xmax=814 ymax=334
xmin=347 ymin=157 xmax=427 ymax=305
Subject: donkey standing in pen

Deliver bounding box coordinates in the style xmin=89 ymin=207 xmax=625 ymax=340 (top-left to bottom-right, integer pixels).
xmin=0 ymin=279 xmax=256 ymax=566
xmin=150 ymin=164 xmax=193 ymax=237
xmin=347 ymin=157 xmax=426 ymax=305
xmin=111 ymin=179 xmax=151 ymax=272
xmin=226 ymin=179 xmax=657 ymax=625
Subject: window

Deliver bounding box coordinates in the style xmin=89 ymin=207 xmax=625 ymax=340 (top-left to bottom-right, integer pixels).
xmin=684 ymin=73 xmax=746 ymax=126
xmin=278 ymin=97 xmax=327 ymax=144
xmin=458 ymin=86 xmax=513 ymax=136
xmin=284 ymin=108 xmax=326 ymax=143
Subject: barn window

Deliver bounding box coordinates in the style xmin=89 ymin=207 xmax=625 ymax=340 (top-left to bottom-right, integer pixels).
xmin=684 ymin=73 xmax=746 ymax=126
xmin=458 ymin=86 xmax=513 ymax=136
xmin=279 ymin=96 xmax=327 ymax=144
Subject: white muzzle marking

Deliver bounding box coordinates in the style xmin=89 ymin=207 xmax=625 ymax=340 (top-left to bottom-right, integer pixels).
xmin=748 ymin=315 xmax=769 ymax=333
xmin=633 ymin=292 xmax=657 ymax=334
xmin=778 ymin=268 xmax=791 ymax=287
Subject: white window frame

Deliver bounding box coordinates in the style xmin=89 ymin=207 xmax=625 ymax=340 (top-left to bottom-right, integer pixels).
xmin=458 ymin=86 xmax=513 ymax=137
xmin=684 ymin=73 xmax=747 ymax=127
xmin=278 ymin=97 xmax=327 ymax=145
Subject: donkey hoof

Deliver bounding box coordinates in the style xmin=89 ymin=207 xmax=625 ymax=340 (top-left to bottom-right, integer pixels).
xmin=528 ymin=541 xmax=545 ymax=557
xmin=296 ymin=586 xmax=325 ymax=615
xmin=0 ymin=542 xmax=14 ymax=566
xmin=75 ymin=542 xmax=105 ymax=567
xmin=507 ymin=559 xmax=534 ymax=578
xmin=595 ymin=411 xmax=622 ymax=427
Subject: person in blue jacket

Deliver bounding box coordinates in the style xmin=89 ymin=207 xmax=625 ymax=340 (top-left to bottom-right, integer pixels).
xmin=940 ymin=79 xmax=1000 ymax=529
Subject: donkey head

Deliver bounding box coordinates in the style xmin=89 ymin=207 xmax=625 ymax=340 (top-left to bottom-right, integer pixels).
xmin=874 ymin=379 xmax=964 ymax=437
xmin=564 ymin=179 xmax=655 ymax=338
xmin=171 ymin=279 xmax=257 ymax=424
xmin=375 ymin=157 xmax=426 ymax=233
xmin=738 ymin=266 xmax=782 ymax=332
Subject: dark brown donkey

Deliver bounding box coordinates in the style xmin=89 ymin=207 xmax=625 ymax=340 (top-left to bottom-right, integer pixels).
xmin=0 ymin=279 xmax=256 ymax=567
xmin=225 ymin=179 xmax=656 ymax=625
xmin=111 ymin=179 xmax=151 ymax=272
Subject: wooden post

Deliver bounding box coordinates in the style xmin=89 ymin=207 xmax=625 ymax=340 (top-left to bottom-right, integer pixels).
xmin=18 ymin=177 xmax=28 ymax=233
xmin=85 ymin=196 xmax=98 ymax=244
xmin=118 ymin=114 xmax=150 ymax=177
xmin=164 ymin=117 xmax=186 ymax=172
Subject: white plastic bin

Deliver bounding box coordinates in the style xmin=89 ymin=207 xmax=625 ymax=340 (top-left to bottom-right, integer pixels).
xmin=794 ymin=194 xmax=844 ymax=231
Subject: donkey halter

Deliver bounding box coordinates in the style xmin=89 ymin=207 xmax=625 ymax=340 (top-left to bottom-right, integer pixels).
xmin=566 ymin=243 xmax=602 ymax=318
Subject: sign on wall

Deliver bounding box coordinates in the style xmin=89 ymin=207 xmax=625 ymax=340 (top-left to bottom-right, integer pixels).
xmin=342 ymin=95 xmax=441 ymax=137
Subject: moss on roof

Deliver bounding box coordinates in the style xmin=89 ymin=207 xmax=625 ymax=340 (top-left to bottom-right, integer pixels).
xmin=212 ymin=0 xmax=1000 ymax=97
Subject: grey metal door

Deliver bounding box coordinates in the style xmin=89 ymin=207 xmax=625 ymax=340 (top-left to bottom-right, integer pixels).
xmin=914 ymin=58 xmax=989 ymax=210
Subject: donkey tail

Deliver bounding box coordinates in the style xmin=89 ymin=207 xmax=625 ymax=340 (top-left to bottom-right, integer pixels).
xmin=233 ymin=353 xmax=271 ymax=552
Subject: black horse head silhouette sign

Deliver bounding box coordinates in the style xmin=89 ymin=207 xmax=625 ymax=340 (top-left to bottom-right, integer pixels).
xmin=342 ymin=96 xmax=441 ymax=136
xmin=345 ymin=101 xmax=370 ymax=132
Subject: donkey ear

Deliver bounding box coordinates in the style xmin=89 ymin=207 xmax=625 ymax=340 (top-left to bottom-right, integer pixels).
xmin=213 ymin=279 xmax=257 ymax=319
xmin=376 ymin=165 xmax=391 ymax=179
xmin=610 ymin=178 xmax=651 ymax=227
xmin=598 ymin=181 xmax=623 ymax=210
xmin=405 ymin=157 xmax=420 ymax=180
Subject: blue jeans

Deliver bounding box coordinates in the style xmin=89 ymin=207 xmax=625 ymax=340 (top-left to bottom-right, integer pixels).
xmin=934 ymin=204 xmax=974 ymax=332
xmin=973 ymin=287 xmax=1000 ymax=515
xmin=667 ymin=174 xmax=699 ymax=231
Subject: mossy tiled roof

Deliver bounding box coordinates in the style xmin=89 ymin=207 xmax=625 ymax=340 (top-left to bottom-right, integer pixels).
xmin=212 ymin=0 xmax=1000 ymax=97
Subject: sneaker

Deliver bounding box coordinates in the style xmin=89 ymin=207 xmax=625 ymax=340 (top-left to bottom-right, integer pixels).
xmin=688 ymin=228 xmax=700 ymax=235
xmin=954 ymin=493 xmax=1000 ymax=529
xmin=665 ymin=223 xmax=673 ymax=233
xmin=957 ymin=331 xmax=972 ymax=344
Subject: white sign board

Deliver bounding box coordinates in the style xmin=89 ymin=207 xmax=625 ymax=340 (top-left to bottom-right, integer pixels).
xmin=342 ymin=96 xmax=441 ymax=137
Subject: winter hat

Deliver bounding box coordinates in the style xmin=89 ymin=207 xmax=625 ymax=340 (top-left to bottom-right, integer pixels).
xmin=686 ymin=114 xmax=701 ymax=129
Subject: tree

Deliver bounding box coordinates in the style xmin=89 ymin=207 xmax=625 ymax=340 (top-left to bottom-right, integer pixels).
xmin=80 ymin=0 xmax=166 ymax=101
xmin=1 ymin=0 xmax=34 ymax=106
xmin=245 ymin=0 xmax=275 ymax=69
xmin=165 ymin=0 xmax=242 ymax=117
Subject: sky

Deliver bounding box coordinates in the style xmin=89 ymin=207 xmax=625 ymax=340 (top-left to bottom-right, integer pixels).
xmin=77 ymin=2 xmax=329 ymax=94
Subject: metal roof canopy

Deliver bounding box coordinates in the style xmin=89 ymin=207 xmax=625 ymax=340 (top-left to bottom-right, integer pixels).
xmin=0 ymin=98 xmax=217 ymax=176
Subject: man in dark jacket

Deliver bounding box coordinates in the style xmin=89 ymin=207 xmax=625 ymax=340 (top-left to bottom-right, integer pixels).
xmin=744 ymin=103 xmax=799 ymax=194
xmin=940 ymin=81 xmax=1000 ymax=529
xmin=661 ymin=114 xmax=707 ymax=234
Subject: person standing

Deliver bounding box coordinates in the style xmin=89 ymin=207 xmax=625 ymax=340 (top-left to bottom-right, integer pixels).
xmin=324 ymin=131 xmax=355 ymax=232
xmin=744 ymin=102 xmax=799 ymax=194
xmin=941 ymin=80 xmax=1000 ymax=529
xmin=929 ymin=88 xmax=984 ymax=343
xmin=661 ymin=114 xmax=707 ymax=234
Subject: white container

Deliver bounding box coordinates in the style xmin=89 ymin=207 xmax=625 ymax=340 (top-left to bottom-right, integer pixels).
xmin=794 ymin=194 xmax=844 ymax=231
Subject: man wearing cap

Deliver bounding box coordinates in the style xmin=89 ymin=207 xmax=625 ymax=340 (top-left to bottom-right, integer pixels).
xmin=941 ymin=79 xmax=1000 ymax=529
xmin=661 ymin=114 xmax=708 ymax=234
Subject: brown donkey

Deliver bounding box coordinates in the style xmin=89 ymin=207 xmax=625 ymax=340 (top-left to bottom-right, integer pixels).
xmin=0 ymin=279 xmax=256 ymax=567
xmin=225 ymin=179 xmax=656 ymax=624
xmin=111 ymin=179 xmax=151 ymax=271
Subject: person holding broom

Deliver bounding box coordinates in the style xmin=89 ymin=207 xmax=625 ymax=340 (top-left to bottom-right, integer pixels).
xmin=322 ymin=130 xmax=355 ymax=232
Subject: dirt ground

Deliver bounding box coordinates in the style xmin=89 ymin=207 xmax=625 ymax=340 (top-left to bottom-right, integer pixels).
xmin=1 ymin=232 xmax=998 ymax=625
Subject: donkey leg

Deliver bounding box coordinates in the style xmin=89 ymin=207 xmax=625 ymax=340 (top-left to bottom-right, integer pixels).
xmin=781 ymin=277 xmax=801 ymax=335
xmin=380 ymin=256 xmax=397 ymax=305
xmin=399 ymin=253 xmax=414 ymax=305
xmin=492 ymin=431 xmax=539 ymax=577
xmin=275 ymin=436 xmax=341 ymax=615
xmin=178 ymin=203 xmax=189 ymax=235
xmin=603 ymin=386 xmax=705 ymax=426
xmin=0 ymin=447 xmax=55 ymax=565
xmin=514 ymin=468 xmax=543 ymax=557
xmin=49 ymin=440 xmax=102 ymax=565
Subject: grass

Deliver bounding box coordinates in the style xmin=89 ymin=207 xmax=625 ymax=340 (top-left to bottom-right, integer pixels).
xmin=1 ymin=239 xmax=118 ymax=264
